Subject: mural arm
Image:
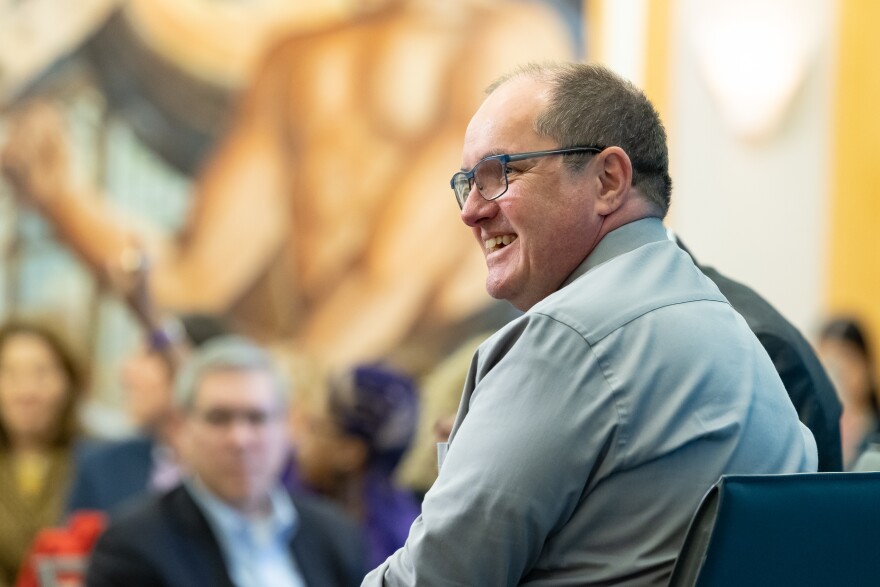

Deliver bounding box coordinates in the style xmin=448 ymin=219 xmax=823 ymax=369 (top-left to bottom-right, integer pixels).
xmin=293 ymin=1 xmax=579 ymax=366
xmin=1 ymin=102 xmax=136 ymax=282
xmin=296 ymin=133 xmax=480 ymax=368
xmin=0 ymin=57 xmax=289 ymax=316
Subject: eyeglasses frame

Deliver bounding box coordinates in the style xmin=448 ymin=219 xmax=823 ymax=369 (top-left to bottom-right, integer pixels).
xmin=450 ymin=146 xmax=606 ymax=209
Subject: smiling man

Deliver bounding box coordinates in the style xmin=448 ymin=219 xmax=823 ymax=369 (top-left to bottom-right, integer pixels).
xmin=363 ymin=63 xmax=818 ymax=586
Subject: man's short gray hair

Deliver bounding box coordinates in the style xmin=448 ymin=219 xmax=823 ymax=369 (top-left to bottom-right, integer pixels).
xmin=487 ymin=62 xmax=672 ymax=217
xmin=173 ymin=335 xmax=289 ymax=410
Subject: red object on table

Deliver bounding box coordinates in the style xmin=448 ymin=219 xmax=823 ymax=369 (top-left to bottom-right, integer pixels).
xmin=15 ymin=511 xmax=108 ymax=587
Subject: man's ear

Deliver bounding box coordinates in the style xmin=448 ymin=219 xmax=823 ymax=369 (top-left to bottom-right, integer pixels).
xmin=594 ymin=147 xmax=633 ymax=216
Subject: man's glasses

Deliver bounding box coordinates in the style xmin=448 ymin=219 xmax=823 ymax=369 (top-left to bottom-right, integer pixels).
xmin=450 ymin=146 xmax=605 ymax=209
xmin=193 ymin=408 xmax=281 ymax=429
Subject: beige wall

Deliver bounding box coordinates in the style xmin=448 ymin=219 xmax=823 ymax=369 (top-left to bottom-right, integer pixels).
xmin=670 ymin=0 xmax=835 ymax=336
xmin=591 ymin=0 xmax=836 ymax=336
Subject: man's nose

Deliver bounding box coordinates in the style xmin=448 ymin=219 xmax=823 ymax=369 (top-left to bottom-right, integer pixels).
xmin=226 ymin=418 xmax=257 ymax=446
xmin=460 ymin=186 xmax=497 ymax=227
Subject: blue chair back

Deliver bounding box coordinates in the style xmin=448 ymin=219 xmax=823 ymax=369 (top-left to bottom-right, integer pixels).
xmin=668 ymin=472 xmax=880 ymax=587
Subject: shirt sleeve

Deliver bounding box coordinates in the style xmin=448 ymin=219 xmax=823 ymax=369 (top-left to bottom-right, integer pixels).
xmin=757 ymin=331 xmax=842 ymax=472
xmin=363 ymin=314 xmax=621 ymax=585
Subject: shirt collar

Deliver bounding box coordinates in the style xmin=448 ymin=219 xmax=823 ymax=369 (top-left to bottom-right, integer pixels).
xmin=186 ymin=477 xmax=298 ymax=542
xmin=150 ymin=441 xmax=175 ymax=463
xmin=560 ymin=217 xmax=669 ymax=289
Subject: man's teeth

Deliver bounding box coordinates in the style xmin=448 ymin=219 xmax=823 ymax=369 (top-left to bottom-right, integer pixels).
xmin=485 ymin=235 xmax=516 ymax=252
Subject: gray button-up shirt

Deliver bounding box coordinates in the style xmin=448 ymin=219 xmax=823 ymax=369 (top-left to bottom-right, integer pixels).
xmin=365 ymin=217 xmax=817 ymax=586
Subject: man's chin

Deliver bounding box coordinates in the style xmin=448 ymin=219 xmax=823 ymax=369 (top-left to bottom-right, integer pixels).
xmin=484 ymin=280 xmax=508 ymax=302
xmin=485 ymin=272 xmax=524 ymax=304
xmin=486 ymin=280 xmax=540 ymax=312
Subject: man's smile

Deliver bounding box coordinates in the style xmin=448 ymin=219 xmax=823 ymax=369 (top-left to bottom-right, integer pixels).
xmin=485 ymin=234 xmax=518 ymax=254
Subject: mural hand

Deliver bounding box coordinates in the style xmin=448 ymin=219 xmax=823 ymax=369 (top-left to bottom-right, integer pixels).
xmin=0 ymin=100 xmax=71 ymax=211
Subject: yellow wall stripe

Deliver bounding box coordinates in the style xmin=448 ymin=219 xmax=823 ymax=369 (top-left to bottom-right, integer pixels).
xmin=586 ymin=0 xmax=604 ymax=64
xmin=643 ymin=0 xmax=672 ymax=128
xmin=828 ymin=0 xmax=880 ymax=347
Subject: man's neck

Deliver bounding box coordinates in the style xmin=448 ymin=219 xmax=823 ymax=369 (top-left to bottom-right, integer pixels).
xmin=235 ymin=495 xmax=274 ymax=519
xmin=191 ymin=476 xmax=274 ymax=519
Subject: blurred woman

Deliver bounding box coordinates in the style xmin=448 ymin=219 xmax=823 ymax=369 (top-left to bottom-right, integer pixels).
xmin=817 ymin=317 xmax=879 ymax=468
xmin=0 ymin=318 xmax=84 ymax=585
xmin=289 ymin=364 xmax=421 ymax=568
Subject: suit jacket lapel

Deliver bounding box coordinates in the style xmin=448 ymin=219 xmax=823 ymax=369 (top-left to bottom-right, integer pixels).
xmin=165 ymin=486 xmax=237 ymax=587
xmin=290 ymin=503 xmax=338 ymax=587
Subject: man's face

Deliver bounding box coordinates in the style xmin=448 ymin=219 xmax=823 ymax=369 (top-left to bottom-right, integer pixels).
xmin=180 ymin=368 xmax=288 ymax=512
xmin=459 ymin=76 xmax=604 ymax=311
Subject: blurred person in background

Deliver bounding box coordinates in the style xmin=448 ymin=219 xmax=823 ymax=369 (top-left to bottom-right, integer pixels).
xmin=86 ymin=335 xmax=364 ymax=586
xmin=289 ymin=364 xmax=420 ymax=569
xmin=817 ymin=317 xmax=879 ymax=469
xmin=0 ymin=317 xmax=85 ymax=587
xmin=67 ymin=313 xmax=231 ymax=515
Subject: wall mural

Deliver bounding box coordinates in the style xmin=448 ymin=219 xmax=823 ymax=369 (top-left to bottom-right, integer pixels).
xmin=0 ymin=0 xmax=583 ymax=434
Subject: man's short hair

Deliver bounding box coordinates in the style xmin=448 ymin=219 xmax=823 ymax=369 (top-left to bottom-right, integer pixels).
xmin=488 ymin=62 xmax=672 ymax=216
xmin=173 ymin=335 xmax=289 ymax=410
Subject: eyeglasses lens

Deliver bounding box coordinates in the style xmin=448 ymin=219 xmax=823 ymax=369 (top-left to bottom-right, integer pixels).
xmin=455 ymin=158 xmax=507 ymax=207
xmin=453 ymin=175 xmax=471 ymax=208
xmin=475 ymin=158 xmax=505 ymax=201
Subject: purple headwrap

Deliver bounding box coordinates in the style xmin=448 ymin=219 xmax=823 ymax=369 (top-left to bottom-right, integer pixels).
xmin=328 ymin=365 xmax=419 ymax=473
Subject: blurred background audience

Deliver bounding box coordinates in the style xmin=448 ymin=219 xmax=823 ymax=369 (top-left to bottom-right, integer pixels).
xmin=66 ymin=313 xmax=230 ymax=516
xmin=86 ymin=335 xmax=365 ymax=586
xmin=289 ymin=364 xmax=420 ymax=569
xmin=817 ymin=316 xmax=879 ymax=469
xmin=0 ymin=317 xmax=84 ymax=586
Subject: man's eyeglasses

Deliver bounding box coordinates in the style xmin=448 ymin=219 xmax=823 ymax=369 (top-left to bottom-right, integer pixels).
xmin=450 ymin=146 xmax=605 ymax=209
xmin=193 ymin=408 xmax=281 ymax=429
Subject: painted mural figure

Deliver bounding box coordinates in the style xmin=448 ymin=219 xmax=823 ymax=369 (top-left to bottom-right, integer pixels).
xmin=1 ymin=1 xmax=575 ymax=377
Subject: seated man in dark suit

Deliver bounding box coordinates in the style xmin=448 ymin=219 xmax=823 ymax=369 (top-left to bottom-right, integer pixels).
xmin=68 ymin=313 xmax=232 ymax=515
xmin=674 ymin=235 xmax=843 ymax=471
xmin=86 ymin=336 xmax=365 ymax=587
